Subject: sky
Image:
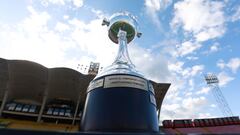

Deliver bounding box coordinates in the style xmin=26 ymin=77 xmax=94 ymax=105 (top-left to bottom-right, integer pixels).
xmin=0 ymin=0 xmax=240 ymax=121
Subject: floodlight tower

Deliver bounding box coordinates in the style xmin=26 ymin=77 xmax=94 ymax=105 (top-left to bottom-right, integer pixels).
xmin=204 ymin=73 xmax=233 ymax=117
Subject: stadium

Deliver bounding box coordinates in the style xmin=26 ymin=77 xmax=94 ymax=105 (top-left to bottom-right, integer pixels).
xmin=0 ymin=57 xmax=239 ymax=134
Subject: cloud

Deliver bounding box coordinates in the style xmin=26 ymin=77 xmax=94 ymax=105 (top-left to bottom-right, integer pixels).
xmin=217 ymin=58 xmax=240 ymax=73
xmin=227 ymin=58 xmax=240 ymax=73
xmin=195 ymin=27 xmax=225 ymax=42
xmin=55 ymin=22 xmax=70 ymax=32
xmin=40 ymin=0 xmax=84 ymax=8
xmin=217 ymin=59 xmax=225 ymax=69
xmin=203 ymin=42 xmax=220 ymax=55
xmin=161 ymin=96 xmax=208 ymax=119
xmin=180 ymin=65 xmax=204 ymax=78
xmin=198 ymin=113 xmax=212 ymax=118
xmin=0 ymin=6 xmax=113 ymax=70
xmin=196 ymin=87 xmax=211 ymax=95
xmin=171 ymin=0 xmax=226 ymax=42
xmin=145 ymin=0 xmax=161 ymax=11
xmin=160 ymin=61 xmax=210 ymax=120
xmin=183 ymin=96 xmax=207 ymax=110
xmin=209 ymin=43 xmax=219 ymax=53
xmin=144 ymin=0 xmax=172 ymax=28
xmin=168 ymin=61 xmax=184 ymax=73
xmin=89 ymin=8 xmax=106 ymax=19
xmin=210 ymin=104 xmax=216 ymax=108
xmin=72 ymin=0 xmax=83 ymax=8
xmin=186 ymin=56 xmax=198 ymax=60
xmin=218 ymin=72 xmax=234 ymax=87
xmin=231 ymin=6 xmax=240 ymax=22
xmin=168 ymin=61 xmax=204 ymax=79
xmin=67 ymin=18 xmax=116 ymax=66
xmin=130 ymin=45 xmax=171 ymax=82
xmin=43 ymin=0 xmax=65 ymax=5
xmin=177 ymin=41 xmax=202 ymax=56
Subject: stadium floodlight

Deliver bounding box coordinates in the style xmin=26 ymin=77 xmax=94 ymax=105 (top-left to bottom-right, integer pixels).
xmin=204 ymin=73 xmax=233 ymax=117
xmin=205 ymin=74 xmax=219 ymax=84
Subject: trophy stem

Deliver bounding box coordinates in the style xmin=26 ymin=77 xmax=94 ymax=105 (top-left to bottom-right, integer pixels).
xmin=112 ymin=30 xmax=134 ymax=68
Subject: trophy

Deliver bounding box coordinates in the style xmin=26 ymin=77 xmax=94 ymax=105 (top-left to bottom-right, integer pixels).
xmin=81 ymin=12 xmax=159 ymax=133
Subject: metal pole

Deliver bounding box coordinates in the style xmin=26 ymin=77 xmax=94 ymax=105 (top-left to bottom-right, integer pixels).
xmin=72 ymin=94 xmax=81 ymax=125
xmin=0 ymin=89 xmax=9 ymax=117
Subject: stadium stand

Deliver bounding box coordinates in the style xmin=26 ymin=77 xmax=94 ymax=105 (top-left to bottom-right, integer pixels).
xmin=162 ymin=116 xmax=240 ymax=134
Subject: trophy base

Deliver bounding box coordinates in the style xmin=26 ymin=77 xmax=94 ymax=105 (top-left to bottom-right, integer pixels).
xmin=81 ymin=74 xmax=159 ymax=133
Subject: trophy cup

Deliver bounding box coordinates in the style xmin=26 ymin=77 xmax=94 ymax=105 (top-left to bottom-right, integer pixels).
xmin=81 ymin=12 xmax=159 ymax=133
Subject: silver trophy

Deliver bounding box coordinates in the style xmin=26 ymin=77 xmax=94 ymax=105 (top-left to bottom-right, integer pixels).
xmin=97 ymin=12 xmax=143 ymax=78
xmin=81 ymin=12 xmax=159 ymax=133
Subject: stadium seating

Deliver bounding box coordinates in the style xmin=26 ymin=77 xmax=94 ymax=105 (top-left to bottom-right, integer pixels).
xmin=162 ymin=116 xmax=240 ymax=134
xmin=162 ymin=120 xmax=172 ymax=128
xmin=44 ymin=98 xmax=74 ymax=118
xmin=172 ymin=119 xmax=193 ymax=128
xmin=4 ymin=101 xmax=39 ymax=114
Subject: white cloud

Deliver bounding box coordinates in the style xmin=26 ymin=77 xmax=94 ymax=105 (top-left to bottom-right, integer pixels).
xmin=210 ymin=104 xmax=216 ymax=108
xmin=231 ymin=6 xmax=240 ymax=22
xmin=182 ymin=65 xmax=204 ymax=78
xmin=68 ymin=18 xmax=116 ymax=66
xmin=72 ymin=0 xmax=83 ymax=8
xmin=217 ymin=58 xmax=240 ymax=73
xmin=88 ymin=7 xmax=108 ymax=19
xmin=185 ymin=92 xmax=193 ymax=96
xmin=161 ymin=96 xmax=209 ymax=119
xmin=209 ymin=43 xmax=219 ymax=53
xmin=0 ymin=6 xmax=112 ymax=70
xmin=24 ymin=6 xmax=51 ymax=31
xmin=186 ymin=56 xmax=198 ymax=60
xmin=160 ymin=61 xmax=211 ymax=120
xmin=63 ymin=15 xmax=69 ymax=20
xmin=190 ymin=65 xmax=204 ymax=76
xmin=195 ymin=26 xmax=225 ymax=42
xmin=188 ymin=79 xmax=194 ymax=90
xmin=183 ymin=96 xmax=207 ymax=110
xmin=168 ymin=61 xmax=184 ymax=73
xmin=203 ymin=43 xmax=220 ymax=55
xmin=129 ymin=45 xmax=171 ymax=82
xmin=217 ymin=59 xmax=225 ymax=69
xmin=171 ymin=0 xmax=226 ymax=42
xmin=198 ymin=113 xmax=212 ymax=118
xmin=41 ymin=0 xmax=65 ymax=6
xmin=144 ymin=0 xmax=172 ymax=28
xmin=40 ymin=0 xmax=84 ymax=8
xmin=145 ymin=0 xmax=161 ymax=11
xmin=196 ymin=87 xmax=211 ymax=95
xmin=177 ymin=41 xmax=202 ymax=56
xmin=227 ymin=58 xmax=240 ymax=73
xmin=218 ymin=72 xmax=234 ymax=87
xmin=55 ymin=22 xmax=70 ymax=32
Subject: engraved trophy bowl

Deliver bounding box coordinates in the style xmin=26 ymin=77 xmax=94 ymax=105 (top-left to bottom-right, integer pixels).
xmin=96 ymin=12 xmax=143 ymax=79
xmin=81 ymin=12 xmax=159 ymax=133
xmin=103 ymin=12 xmax=142 ymax=44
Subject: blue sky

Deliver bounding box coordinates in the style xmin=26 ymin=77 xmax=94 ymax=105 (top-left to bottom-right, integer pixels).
xmin=0 ymin=0 xmax=240 ymax=121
